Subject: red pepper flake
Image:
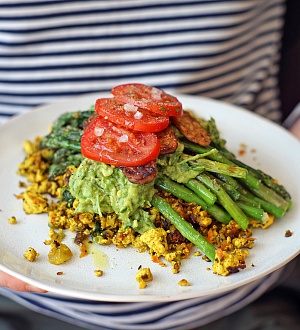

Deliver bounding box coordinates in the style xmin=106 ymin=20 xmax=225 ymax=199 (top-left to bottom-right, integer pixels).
xmin=151 ymin=255 xmax=160 ymax=263
xmin=238 ymin=143 xmax=247 ymax=156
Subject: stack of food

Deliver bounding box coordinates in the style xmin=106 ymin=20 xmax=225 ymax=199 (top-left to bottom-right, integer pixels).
xmin=17 ymin=83 xmax=292 ymax=280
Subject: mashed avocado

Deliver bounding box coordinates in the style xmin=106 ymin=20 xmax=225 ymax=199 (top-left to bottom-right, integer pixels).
xmin=69 ymin=159 xmax=156 ymax=234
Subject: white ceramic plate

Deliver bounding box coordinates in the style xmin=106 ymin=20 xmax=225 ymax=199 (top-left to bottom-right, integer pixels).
xmin=0 ymin=93 xmax=299 ymax=302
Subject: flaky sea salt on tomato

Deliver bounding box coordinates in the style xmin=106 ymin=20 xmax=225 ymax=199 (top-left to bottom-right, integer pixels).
xmin=95 ymin=97 xmax=169 ymax=132
xmin=81 ymin=115 xmax=160 ymax=166
xmin=111 ymin=83 xmax=183 ymax=117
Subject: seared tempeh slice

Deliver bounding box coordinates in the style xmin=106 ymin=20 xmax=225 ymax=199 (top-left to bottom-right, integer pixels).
xmin=120 ymin=160 xmax=158 ymax=184
xmin=156 ymin=125 xmax=178 ymax=154
xmin=171 ymin=110 xmax=211 ymax=146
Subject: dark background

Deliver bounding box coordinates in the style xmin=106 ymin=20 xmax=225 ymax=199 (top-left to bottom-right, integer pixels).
xmin=279 ymin=0 xmax=300 ymax=121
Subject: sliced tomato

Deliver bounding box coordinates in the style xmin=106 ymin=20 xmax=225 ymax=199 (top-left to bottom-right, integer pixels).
xmin=81 ymin=115 xmax=160 ymax=167
xmin=95 ymin=98 xmax=170 ymax=132
xmin=111 ymin=83 xmax=183 ymax=117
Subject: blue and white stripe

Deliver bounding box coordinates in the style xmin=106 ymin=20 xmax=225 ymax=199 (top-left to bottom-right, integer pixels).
xmin=0 ymin=0 xmax=285 ymax=124
xmin=0 ymin=1 xmax=292 ymax=329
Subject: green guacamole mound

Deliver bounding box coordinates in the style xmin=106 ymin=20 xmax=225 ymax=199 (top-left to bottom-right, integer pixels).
xmin=69 ymin=159 xmax=157 ymax=234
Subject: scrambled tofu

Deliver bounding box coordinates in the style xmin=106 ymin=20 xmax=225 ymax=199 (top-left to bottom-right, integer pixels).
xmin=18 ymin=139 xmax=52 ymax=184
xmin=232 ymin=237 xmax=255 ymax=249
xmin=94 ymin=269 xmax=104 ymax=277
xmin=250 ymin=215 xmax=275 ymax=229
xmin=19 ymin=190 xmax=49 ymax=214
xmin=212 ymin=248 xmax=249 ymax=276
xmin=24 ymin=247 xmax=39 ymax=262
xmin=140 ymin=228 xmax=168 ymax=257
xmin=178 ymin=279 xmax=191 ymax=286
xmin=44 ymin=228 xmax=65 ymax=245
xmin=135 ymin=267 xmax=153 ymax=289
xmin=16 ymin=138 xmax=63 ymax=214
xmin=112 ymin=228 xmax=137 ymax=248
xmin=8 ymin=216 xmax=17 ymax=224
xmin=16 ymin=136 xmax=258 ymax=278
xmin=48 ymin=201 xmax=95 ymax=232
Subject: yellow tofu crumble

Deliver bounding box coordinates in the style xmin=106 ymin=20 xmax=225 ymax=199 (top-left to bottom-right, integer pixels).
xmin=24 ymin=247 xmax=39 ymax=262
xmin=8 ymin=216 xmax=17 ymax=224
xmin=135 ymin=267 xmax=153 ymax=289
xmin=94 ymin=269 xmax=104 ymax=277
xmin=178 ymin=279 xmax=191 ymax=286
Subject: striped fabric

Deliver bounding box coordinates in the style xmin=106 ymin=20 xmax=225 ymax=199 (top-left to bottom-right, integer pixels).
xmin=0 ymin=1 xmax=291 ymax=329
xmin=0 ymin=0 xmax=285 ymax=125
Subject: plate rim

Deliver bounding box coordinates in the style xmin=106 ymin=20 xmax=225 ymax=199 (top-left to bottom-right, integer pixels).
xmin=0 ymin=92 xmax=299 ymax=302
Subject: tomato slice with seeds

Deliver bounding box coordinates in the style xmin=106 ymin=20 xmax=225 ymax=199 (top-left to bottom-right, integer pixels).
xmin=95 ymin=98 xmax=170 ymax=132
xmin=81 ymin=115 xmax=160 ymax=167
xmin=111 ymin=83 xmax=183 ymax=117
